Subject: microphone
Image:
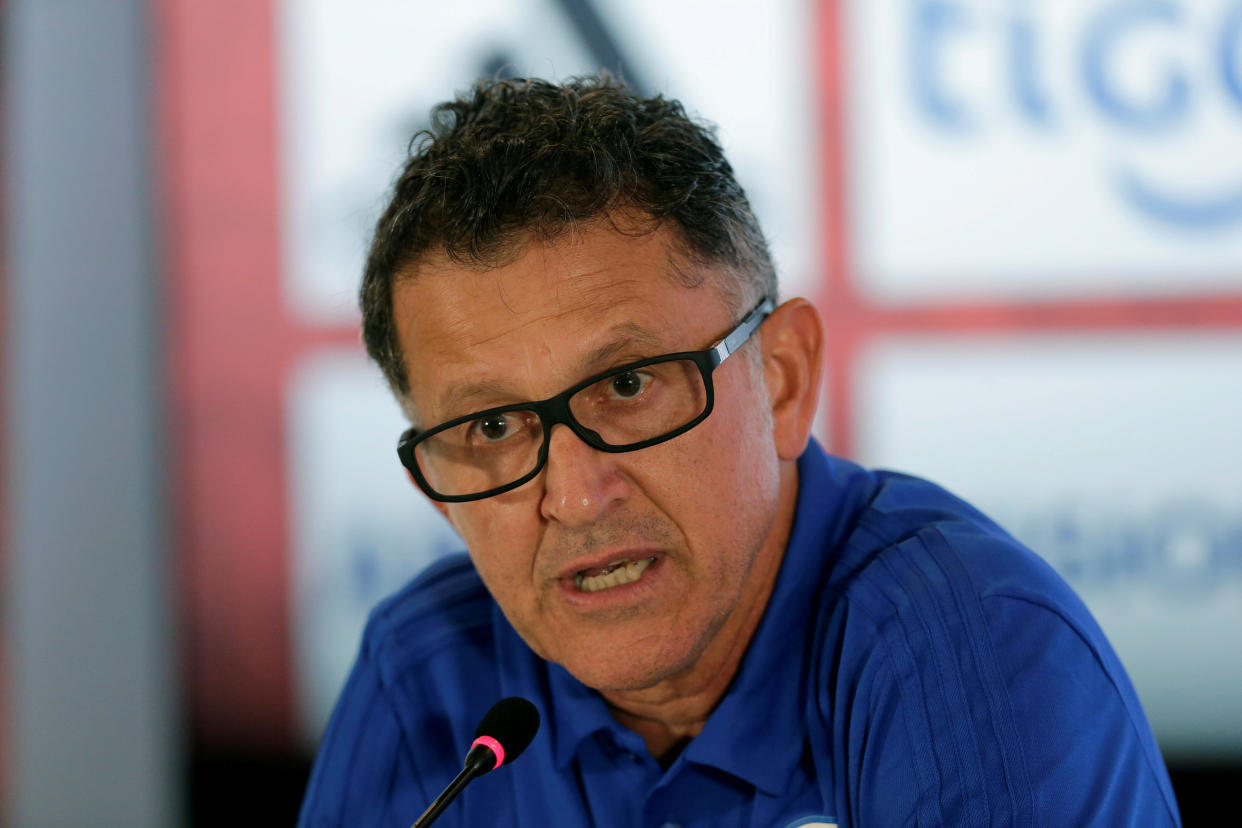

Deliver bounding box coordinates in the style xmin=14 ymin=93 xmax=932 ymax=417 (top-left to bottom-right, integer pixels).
xmin=411 ymin=697 xmax=541 ymax=827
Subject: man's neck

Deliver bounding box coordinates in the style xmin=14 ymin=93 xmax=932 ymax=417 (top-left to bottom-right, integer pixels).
xmin=598 ymin=462 xmax=800 ymax=763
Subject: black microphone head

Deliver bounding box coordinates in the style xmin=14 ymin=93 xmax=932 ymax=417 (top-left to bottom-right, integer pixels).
xmin=471 ymin=696 xmax=540 ymax=771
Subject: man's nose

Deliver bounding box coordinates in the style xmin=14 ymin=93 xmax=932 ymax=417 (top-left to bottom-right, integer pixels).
xmin=540 ymin=425 xmax=629 ymax=525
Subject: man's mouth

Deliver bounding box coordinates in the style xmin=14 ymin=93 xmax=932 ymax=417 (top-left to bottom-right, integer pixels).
xmin=573 ymin=556 xmax=656 ymax=593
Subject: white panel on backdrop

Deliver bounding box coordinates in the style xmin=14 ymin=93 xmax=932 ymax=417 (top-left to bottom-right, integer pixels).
xmin=279 ymin=0 xmax=818 ymax=327
xmin=855 ymin=334 xmax=1242 ymax=757
xmin=278 ymin=0 xmax=593 ymax=324
xmin=846 ymin=0 xmax=1242 ymax=303
xmin=287 ymin=351 xmax=463 ymax=741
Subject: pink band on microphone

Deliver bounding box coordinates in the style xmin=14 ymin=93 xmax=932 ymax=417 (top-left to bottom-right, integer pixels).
xmin=471 ymin=735 xmax=505 ymax=769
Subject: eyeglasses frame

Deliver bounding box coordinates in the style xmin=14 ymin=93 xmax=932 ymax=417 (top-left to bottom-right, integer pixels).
xmin=397 ymin=295 xmax=776 ymax=503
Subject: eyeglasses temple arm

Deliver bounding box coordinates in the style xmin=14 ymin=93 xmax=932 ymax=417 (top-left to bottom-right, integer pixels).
xmin=709 ymin=296 xmax=776 ymax=366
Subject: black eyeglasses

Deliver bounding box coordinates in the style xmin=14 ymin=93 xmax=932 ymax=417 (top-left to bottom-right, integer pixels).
xmin=397 ymin=296 xmax=775 ymax=502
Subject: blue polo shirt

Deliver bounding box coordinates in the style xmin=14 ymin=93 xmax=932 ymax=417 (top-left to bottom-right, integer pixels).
xmin=298 ymin=441 xmax=1181 ymax=827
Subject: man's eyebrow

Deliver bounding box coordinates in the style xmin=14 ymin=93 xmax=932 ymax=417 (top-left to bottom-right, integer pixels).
xmin=573 ymin=322 xmax=667 ymax=376
xmin=433 ymin=378 xmax=513 ymax=422
xmin=431 ymin=322 xmax=669 ymax=422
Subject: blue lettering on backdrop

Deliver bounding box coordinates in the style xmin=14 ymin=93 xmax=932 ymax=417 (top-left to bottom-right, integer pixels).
xmin=1148 ymin=500 xmax=1226 ymax=592
xmin=1114 ymin=163 xmax=1242 ymax=228
xmin=912 ymin=0 xmax=978 ymax=130
xmin=1009 ymin=0 xmax=1056 ymax=125
xmin=1113 ymin=0 xmax=1242 ymax=229
xmin=1009 ymin=499 xmax=1242 ymax=598
xmin=1222 ymin=2 xmax=1242 ymax=108
xmin=905 ymin=0 xmax=1242 ymax=230
xmin=1083 ymin=0 xmax=1191 ymax=132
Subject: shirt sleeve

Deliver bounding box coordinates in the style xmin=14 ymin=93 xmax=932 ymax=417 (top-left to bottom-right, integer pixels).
xmin=297 ymin=637 xmax=426 ymax=828
xmin=823 ymin=528 xmax=1182 ymax=827
xmin=979 ymin=593 xmax=1181 ymax=826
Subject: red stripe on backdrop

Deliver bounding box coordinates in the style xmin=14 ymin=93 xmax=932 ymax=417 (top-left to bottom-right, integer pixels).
xmin=865 ymin=294 xmax=1242 ymax=334
xmin=157 ymin=0 xmax=358 ymax=751
xmin=157 ymin=0 xmax=293 ymax=750
xmin=815 ymin=0 xmax=863 ymax=458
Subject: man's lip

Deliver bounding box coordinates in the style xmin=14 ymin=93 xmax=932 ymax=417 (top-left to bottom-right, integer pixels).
xmin=554 ymin=549 xmax=663 ymax=581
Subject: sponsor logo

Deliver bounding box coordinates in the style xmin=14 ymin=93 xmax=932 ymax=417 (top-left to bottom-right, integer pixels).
xmin=911 ymin=0 xmax=1242 ymax=231
xmin=1004 ymin=498 xmax=1242 ymax=595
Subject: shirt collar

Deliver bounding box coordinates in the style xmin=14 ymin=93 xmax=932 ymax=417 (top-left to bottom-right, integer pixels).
xmin=547 ymin=659 xmax=624 ymax=768
xmin=678 ymin=439 xmax=842 ymax=794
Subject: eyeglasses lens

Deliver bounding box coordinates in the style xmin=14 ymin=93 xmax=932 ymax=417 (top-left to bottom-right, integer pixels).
xmin=413 ymin=358 xmax=708 ymax=499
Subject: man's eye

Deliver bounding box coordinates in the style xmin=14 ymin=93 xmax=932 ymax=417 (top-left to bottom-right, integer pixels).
xmin=610 ymin=371 xmax=649 ymax=399
xmin=476 ymin=414 xmax=511 ymax=441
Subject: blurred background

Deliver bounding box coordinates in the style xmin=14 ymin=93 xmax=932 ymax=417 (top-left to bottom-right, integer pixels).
xmin=3 ymin=0 xmax=1240 ymax=824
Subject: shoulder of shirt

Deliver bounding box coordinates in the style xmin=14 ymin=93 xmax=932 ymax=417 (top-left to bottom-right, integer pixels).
xmin=811 ymin=465 xmax=1129 ymax=748
xmin=804 ymin=463 xmax=1180 ymax=826
xmin=820 ymin=466 xmax=1091 ymax=627
xmin=358 ymin=552 xmax=497 ymax=679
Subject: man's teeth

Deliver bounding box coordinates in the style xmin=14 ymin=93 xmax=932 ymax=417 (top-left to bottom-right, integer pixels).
xmin=574 ymin=557 xmax=655 ymax=592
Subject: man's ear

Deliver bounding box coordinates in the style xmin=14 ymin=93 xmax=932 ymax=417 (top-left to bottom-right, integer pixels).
xmin=760 ymin=298 xmax=825 ymax=461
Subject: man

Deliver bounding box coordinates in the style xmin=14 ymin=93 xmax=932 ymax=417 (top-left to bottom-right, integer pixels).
xmin=299 ymin=76 xmax=1181 ymax=827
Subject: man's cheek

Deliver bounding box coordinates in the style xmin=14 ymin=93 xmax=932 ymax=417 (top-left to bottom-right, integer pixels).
xmin=451 ymin=503 xmax=515 ymax=547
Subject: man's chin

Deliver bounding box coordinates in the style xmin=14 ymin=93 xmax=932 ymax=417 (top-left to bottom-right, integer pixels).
xmin=555 ymin=645 xmax=703 ymax=695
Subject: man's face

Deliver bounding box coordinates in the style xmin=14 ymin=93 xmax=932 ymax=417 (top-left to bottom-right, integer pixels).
xmin=393 ymin=222 xmax=786 ymax=693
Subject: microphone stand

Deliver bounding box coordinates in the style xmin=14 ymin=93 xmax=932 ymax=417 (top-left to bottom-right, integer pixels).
xmin=411 ymin=743 xmax=494 ymax=828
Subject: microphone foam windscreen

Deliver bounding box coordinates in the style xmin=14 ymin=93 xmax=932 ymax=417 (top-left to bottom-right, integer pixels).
xmin=474 ymin=696 xmax=540 ymax=763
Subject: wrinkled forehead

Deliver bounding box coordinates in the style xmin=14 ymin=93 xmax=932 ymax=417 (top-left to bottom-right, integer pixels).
xmin=401 ymin=213 xmax=720 ymax=296
xmin=391 ymin=224 xmax=735 ymax=425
